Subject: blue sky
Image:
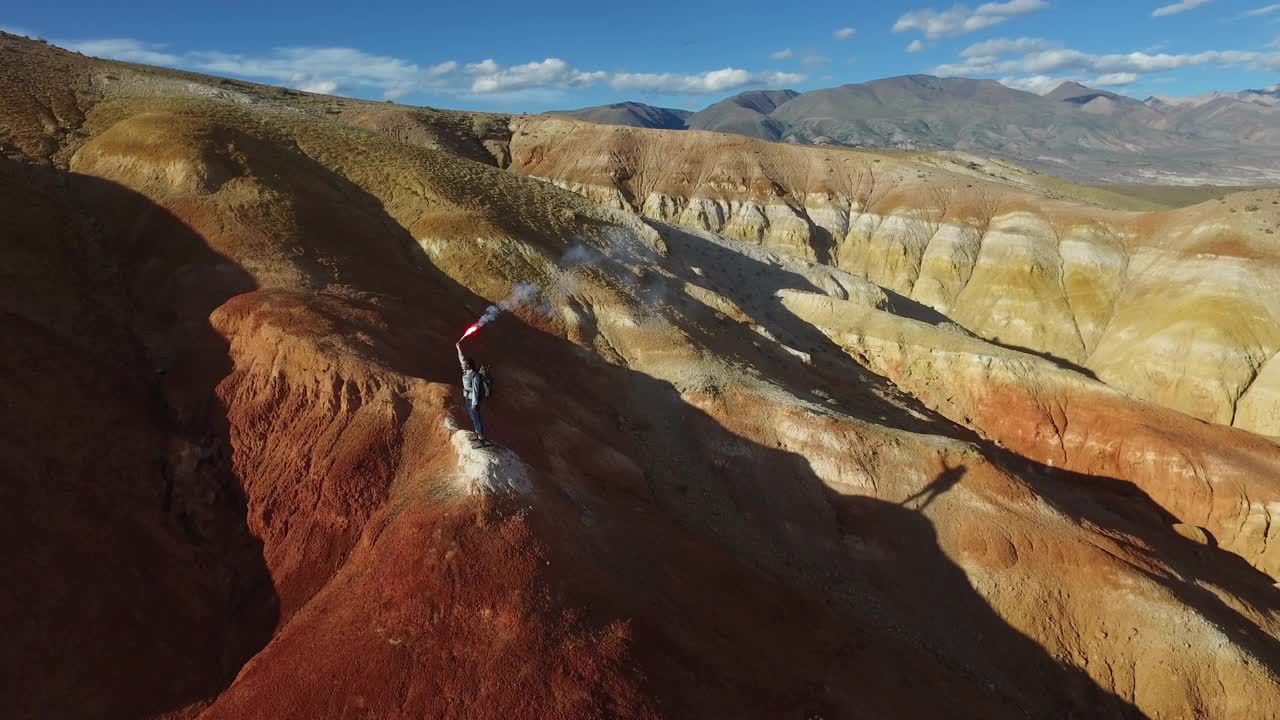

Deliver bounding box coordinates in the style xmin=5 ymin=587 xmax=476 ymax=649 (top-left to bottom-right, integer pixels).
xmin=4 ymin=0 xmax=1279 ymax=111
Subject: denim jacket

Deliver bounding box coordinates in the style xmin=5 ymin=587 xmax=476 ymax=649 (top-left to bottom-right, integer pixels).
xmin=462 ymin=369 xmax=481 ymax=405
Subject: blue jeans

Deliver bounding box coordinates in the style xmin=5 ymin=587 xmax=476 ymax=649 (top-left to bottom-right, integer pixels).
xmin=467 ymin=402 xmax=485 ymax=437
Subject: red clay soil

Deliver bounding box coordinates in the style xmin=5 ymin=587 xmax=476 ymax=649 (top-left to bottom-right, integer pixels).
xmin=197 ymin=289 xmax=1060 ymax=720
xmin=920 ymin=365 xmax=1280 ymax=577
xmin=201 ymin=497 xmax=658 ymax=720
xmin=210 ymin=291 xmax=444 ymax=625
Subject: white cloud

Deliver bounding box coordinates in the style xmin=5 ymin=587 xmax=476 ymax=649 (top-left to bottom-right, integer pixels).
xmin=834 ymin=27 xmax=857 ymax=40
xmin=1152 ymin=0 xmax=1214 ymax=17
xmin=1244 ymin=3 xmax=1280 ymax=15
xmin=1012 ymin=74 xmax=1135 ymax=94
xmin=464 ymin=60 xmax=802 ymax=96
xmin=611 ymin=68 xmax=804 ymax=94
xmin=770 ymin=48 xmax=794 ymax=60
xmin=464 ymin=59 xmax=501 ymax=75
xmin=466 ymin=58 xmax=606 ymax=93
xmin=907 ymin=40 xmax=928 ymax=53
xmin=428 ymin=60 xmax=458 ymax=78
xmin=24 ymin=32 xmax=805 ymax=101
xmin=961 ymin=37 xmax=1051 ymax=58
xmin=463 ymin=58 xmax=804 ymax=96
xmin=190 ymin=47 xmax=449 ymax=99
xmin=937 ymin=46 xmax=1280 ymax=76
xmin=801 ymin=53 xmax=830 ymax=67
xmin=1000 ymin=74 xmax=1073 ymax=93
xmin=59 ymin=38 xmax=180 ymax=65
xmin=894 ymin=0 xmax=1050 ymax=39
xmin=1092 ymin=72 xmax=1139 ymax=86
xmin=942 ymin=38 xmax=1280 ymax=98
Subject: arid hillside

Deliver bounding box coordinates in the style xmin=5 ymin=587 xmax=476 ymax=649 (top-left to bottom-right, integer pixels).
xmin=3 ymin=33 xmax=1280 ymax=720
xmin=507 ymin=116 xmax=1280 ymax=436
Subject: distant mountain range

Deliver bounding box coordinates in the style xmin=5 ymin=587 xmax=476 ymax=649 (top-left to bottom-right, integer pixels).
xmin=553 ymin=76 xmax=1280 ymax=185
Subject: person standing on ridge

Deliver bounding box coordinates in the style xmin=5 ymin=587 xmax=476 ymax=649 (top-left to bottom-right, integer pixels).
xmin=457 ymin=342 xmax=490 ymax=446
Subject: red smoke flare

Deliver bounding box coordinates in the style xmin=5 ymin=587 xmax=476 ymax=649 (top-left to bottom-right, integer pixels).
xmin=460 ymin=325 xmax=479 ymax=341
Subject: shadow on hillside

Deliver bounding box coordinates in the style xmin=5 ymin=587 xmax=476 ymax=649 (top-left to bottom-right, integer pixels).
xmin=994 ymin=448 xmax=1280 ymax=674
xmin=654 ymin=223 xmax=1109 ymax=399
xmin=626 ymin=222 xmax=1280 ymax=674
xmin=987 ymin=338 xmax=1101 ymax=380
xmin=469 ymin=317 xmax=1149 ymax=718
xmin=808 ymin=218 xmax=836 ymax=266
xmin=637 ymin=222 xmax=981 ymax=441
xmin=881 ymin=287 xmax=953 ymax=326
xmin=0 ymin=160 xmax=277 ymax=719
xmin=509 ymin=306 xmax=1277 ymax=716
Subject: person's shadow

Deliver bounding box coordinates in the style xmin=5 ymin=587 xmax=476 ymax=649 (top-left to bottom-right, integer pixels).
xmin=901 ymin=461 xmax=967 ymax=510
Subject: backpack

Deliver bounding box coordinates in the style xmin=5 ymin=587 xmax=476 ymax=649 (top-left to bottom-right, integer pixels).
xmin=477 ymin=366 xmax=493 ymax=400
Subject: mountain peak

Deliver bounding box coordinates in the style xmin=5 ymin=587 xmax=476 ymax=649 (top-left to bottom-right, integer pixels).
xmin=716 ymin=88 xmax=800 ymax=114
xmin=1047 ymin=81 xmax=1092 ymax=96
xmin=549 ymin=101 xmax=691 ymax=130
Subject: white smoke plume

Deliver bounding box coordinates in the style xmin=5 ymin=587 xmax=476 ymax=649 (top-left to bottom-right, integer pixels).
xmin=464 ymin=227 xmax=670 ymax=340
xmin=553 ymin=229 xmax=672 ymax=313
xmin=475 ymin=281 xmax=541 ymax=328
